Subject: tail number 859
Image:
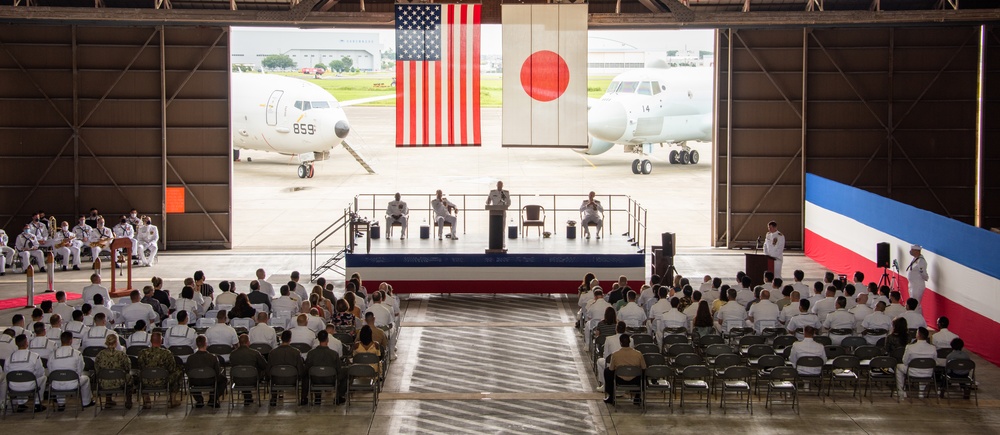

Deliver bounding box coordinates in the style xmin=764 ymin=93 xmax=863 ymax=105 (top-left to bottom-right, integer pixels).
xmin=293 ymin=124 xmax=316 ymax=135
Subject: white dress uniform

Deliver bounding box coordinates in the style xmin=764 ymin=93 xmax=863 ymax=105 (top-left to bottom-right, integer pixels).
xmin=579 ymin=199 xmax=604 ymax=238
xmin=15 ymin=230 xmax=45 ymax=272
xmin=52 ymin=227 xmax=82 ymax=269
xmin=785 ymin=313 xmax=821 ymax=340
xmin=789 ymin=338 xmax=825 ymax=375
xmin=27 ymin=336 xmax=57 ymax=361
xmin=47 ymin=345 xmax=93 ymax=406
xmin=860 ymin=311 xmax=893 ymax=345
xmin=29 ymin=220 xmax=52 ymax=248
xmin=136 ymin=223 xmax=159 ymax=266
xmin=80 ymin=325 xmax=111 ymax=350
xmin=385 ymin=200 xmax=409 ymax=238
xmin=82 ymin=284 xmax=112 ymax=308
xmin=2 ymin=349 xmax=46 ymax=405
xmin=164 ymin=324 xmax=197 ymax=355
xmin=120 ymin=302 xmax=158 ymax=326
xmin=896 ymin=340 xmax=937 ymax=396
xmin=823 ymin=309 xmax=857 ymax=345
xmin=72 ymin=223 xmax=93 ymax=259
xmin=906 ymin=248 xmax=929 ymax=304
xmin=248 ymin=323 xmax=278 ymax=348
xmin=763 ymin=229 xmax=785 ymax=279
xmin=113 ymin=222 xmax=145 ymax=263
xmin=617 ymin=302 xmax=647 ymax=328
xmin=126 ymin=331 xmax=151 ymax=348
xmin=88 ymin=225 xmax=114 ymax=260
xmin=0 ymin=230 xmax=15 ymax=273
xmin=431 ymin=197 xmax=459 ymax=239
xmin=747 ymin=299 xmax=780 ymax=333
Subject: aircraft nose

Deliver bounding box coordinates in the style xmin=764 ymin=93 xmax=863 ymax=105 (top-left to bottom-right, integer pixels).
xmin=335 ymin=120 xmax=350 ymax=139
xmin=588 ymin=101 xmax=627 ymax=142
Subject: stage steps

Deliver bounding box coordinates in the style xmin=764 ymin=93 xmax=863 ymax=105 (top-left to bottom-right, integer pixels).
xmin=310 ymin=206 xmax=353 ymax=282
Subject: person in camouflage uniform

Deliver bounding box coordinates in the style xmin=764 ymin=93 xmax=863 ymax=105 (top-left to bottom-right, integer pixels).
xmin=94 ymin=334 xmax=133 ymax=409
xmin=137 ymin=331 xmax=183 ymax=408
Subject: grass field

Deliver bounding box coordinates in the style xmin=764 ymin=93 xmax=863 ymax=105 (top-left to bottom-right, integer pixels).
xmin=271 ymin=71 xmax=613 ymax=107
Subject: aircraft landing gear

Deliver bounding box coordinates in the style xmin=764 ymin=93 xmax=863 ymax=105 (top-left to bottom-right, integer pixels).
xmin=631 ymin=159 xmax=641 ymax=174
xmin=640 ymin=159 xmax=652 ymax=175
xmin=689 ymin=150 xmax=700 ymax=164
xmin=668 ymin=150 xmax=679 ymax=164
xmin=668 ymin=143 xmax=699 ymax=165
xmin=297 ymin=164 xmax=315 ymax=179
xmin=233 ymin=149 xmax=240 ymax=161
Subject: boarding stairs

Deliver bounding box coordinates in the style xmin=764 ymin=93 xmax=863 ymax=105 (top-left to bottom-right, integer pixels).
xmin=342 ymin=139 xmax=376 ymax=175
xmin=310 ymin=206 xmax=354 ymax=282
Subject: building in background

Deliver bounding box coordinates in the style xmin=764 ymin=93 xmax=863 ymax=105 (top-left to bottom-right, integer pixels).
xmin=231 ymin=29 xmax=382 ymax=72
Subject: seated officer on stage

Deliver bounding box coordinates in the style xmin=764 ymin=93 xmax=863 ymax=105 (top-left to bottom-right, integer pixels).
xmin=431 ymin=190 xmax=459 ymax=241
xmin=385 ymin=193 xmax=409 ymax=239
xmin=580 ymin=191 xmax=604 ymax=239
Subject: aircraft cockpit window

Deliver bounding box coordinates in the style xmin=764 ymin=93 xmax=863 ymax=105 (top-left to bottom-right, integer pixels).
xmin=637 ymin=82 xmax=652 ymax=96
xmin=651 ymin=81 xmax=661 ymax=95
xmin=310 ymin=101 xmax=331 ymax=109
xmin=294 ymin=101 xmax=303 ymax=110
xmin=606 ymin=81 xmax=621 ymax=94
xmin=301 ymin=101 xmax=312 ymax=110
xmin=617 ymin=81 xmax=639 ymax=94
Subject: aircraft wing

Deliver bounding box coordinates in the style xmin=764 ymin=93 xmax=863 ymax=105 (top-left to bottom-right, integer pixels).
xmin=339 ymin=94 xmax=396 ymax=107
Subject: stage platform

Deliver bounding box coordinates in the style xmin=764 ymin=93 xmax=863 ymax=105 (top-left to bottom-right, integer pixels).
xmin=344 ymin=228 xmax=645 ymax=294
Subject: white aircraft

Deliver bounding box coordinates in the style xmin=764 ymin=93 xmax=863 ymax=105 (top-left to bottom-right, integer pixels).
xmin=585 ymin=61 xmax=713 ymax=175
xmin=231 ymin=73 xmax=352 ymax=178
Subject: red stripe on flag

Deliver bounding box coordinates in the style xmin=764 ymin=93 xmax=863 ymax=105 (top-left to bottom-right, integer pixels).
xmin=472 ymin=5 xmax=481 ymax=145
xmin=409 ymin=61 xmax=417 ymax=146
xmin=395 ymin=61 xmax=404 ymax=146
xmin=422 ymin=62 xmax=429 ymax=146
xmin=447 ymin=5 xmax=455 ymax=146
xmin=459 ymin=5 xmax=468 ymax=145
xmin=435 ymin=61 xmax=442 ymax=145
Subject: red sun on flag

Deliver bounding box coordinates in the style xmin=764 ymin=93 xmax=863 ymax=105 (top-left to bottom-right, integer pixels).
xmin=520 ymin=50 xmax=570 ymax=102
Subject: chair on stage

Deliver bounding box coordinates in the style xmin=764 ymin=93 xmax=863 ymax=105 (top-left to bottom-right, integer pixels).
xmin=520 ymin=205 xmax=546 ymax=237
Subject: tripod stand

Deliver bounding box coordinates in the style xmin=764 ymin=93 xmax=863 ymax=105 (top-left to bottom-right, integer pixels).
xmin=877 ymin=267 xmax=892 ymax=289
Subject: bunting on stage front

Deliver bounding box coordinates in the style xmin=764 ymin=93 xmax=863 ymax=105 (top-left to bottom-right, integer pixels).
xmin=395 ymin=3 xmax=481 ymax=147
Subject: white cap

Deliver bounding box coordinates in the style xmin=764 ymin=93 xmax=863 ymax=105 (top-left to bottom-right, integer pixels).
xmin=910 ymin=244 xmax=922 ymax=251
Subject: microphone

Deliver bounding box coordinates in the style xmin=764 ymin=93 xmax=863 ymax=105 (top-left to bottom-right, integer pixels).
xmin=892 ymin=259 xmax=898 ymax=269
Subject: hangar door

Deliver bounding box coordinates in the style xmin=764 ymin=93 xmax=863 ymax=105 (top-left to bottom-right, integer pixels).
xmin=0 ymin=25 xmax=231 ymax=249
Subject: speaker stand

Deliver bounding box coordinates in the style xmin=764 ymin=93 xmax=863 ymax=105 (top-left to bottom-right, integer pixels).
xmin=877 ymin=267 xmax=892 ymax=289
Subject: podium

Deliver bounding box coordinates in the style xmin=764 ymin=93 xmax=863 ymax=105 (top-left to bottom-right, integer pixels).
xmin=744 ymin=253 xmax=774 ymax=287
xmin=109 ymin=237 xmax=134 ymax=297
xmin=486 ymin=204 xmax=509 ymax=253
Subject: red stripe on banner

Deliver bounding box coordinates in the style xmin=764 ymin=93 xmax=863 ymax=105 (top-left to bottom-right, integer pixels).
xmin=472 ymin=4 xmax=481 ymax=145
xmin=435 ymin=60 xmax=442 ymax=145
xmin=459 ymin=5 xmax=468 ymax=145
xmin=447 ymin=5 xmax=455 ymax=146
xmin=805 ymin=228 xmax=1000 ymax=366
xmin=408 ymin=61 xmax=417 ymax=146
xmin=354 ymin=279 xmax=646 ymax=295
xmin=395 ymin=61 xmax=404 ymax=146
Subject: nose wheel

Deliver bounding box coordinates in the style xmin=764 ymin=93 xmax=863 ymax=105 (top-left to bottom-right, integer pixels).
xmin=631 ymin=159 xmax=653 ymax=175
xmin=297 ymin=164 xmax=315 ymax=179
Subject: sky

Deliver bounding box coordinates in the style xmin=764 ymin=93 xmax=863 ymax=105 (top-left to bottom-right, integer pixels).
xmin=233 ymin=26 xmax=715 ymax=56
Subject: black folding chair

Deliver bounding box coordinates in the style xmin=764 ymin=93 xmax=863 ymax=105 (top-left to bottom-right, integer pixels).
xmin=229 ymin=365 xmax=262 ymax=408
xmin=3 ymin=370 xmax=40 ymax=418
xmin=643 ymin=365 xmax=673 ymax=411
xmin=47 ymin=369 xmax=83 ymax=414
xmin=765 ymin=366 xmax=798 ymax=414
xmin=612 ymin=365 xmax=644 ymax=411
xmin=346 ymin=364 xmax=379 ymax=411
xmin=138 ymin=367 xmax=171 ymax=414
xmin=186 ymin=367 xmax=220 ymax=411
xmin=719 ymin=365 xmax=753 ymax=414
xmin=308 ymin=366 xmax=339 ymax=406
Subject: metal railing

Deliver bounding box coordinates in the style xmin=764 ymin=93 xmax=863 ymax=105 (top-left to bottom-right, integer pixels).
xmin=352 ymin=193 xmax=648 ymax=253
xmin=309 ymin=204 xmax=352 ymax=281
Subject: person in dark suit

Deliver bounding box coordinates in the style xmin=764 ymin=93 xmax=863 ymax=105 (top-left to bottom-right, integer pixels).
xmin=268 ymin=329 xmax=306 ymax=405
xmin=230 ymin=333 xmax=268 ymax=405
xmin=247 ymin=280 xmax=272 ymax=311
xmin=304 ymin=330 xmax=347 ymax=405
xmin=185 ymin=335 xmax=226 ymax=408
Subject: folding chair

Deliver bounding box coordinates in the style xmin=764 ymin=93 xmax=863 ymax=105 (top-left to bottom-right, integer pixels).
xmin=710 ymin=353 xmax=742 ymax=394
xmin=719 ymin=365 xmax=753 ymax=414
xmin=186 ymin=367 xmax=220 ymax=410
xmin=864 ymin=356 xmax=898 ymax=403
xmin=612 ymin=365 xmax=644 ymax=411
xmin=94 ymin=368 xmax=130 ymax=416
xmin=943 ymin=359 xmax=977 ymax=406
xmin=643 ymin=365 xmax=673 ymax=411
xmin=903 ymin=357 xmax=938 ymax=402
xmin=291 ymin=343 xmax=313 ymax=354
xmin=635 ymin=343 xmax=660 ymax=356
xmin=229 ymin=365 xmax=262 ymax=408
xmin=47 ymin=369 xmax=83 ymax=414
xmin=4 ymin=370 xmax=40 ymax=418
xmin=249 ymin=343 xmax=272 ymax=357
xmin=794 ymin=355 xmax=825 ymax=401
xmin=268 ymin=365 xmax=300 ymax=407
xmin=346 ymin=364 xmax=379 ymax=411
xmin=643 ymin=353 xmax=666 ymax=367
xmin=840 ymin=336 xmax=867 ymax=352
xmin=772 ymin=335 xmax=798 ymax=353
xmin=678 ymin=365 xmax=711 ymax=413
xmin=754 ymin=354 xmax=787 ymax=397
xmin=631 ymin=333 xmax=655 ymax=346
xmin=765 ymin=366 xmax=798 ymax=414
xmin=308 ymin=366 xmax=339 ymax=406
xmin=826 ymin=355 xmax=861 ymax=402
xmin=138 ymin=367 xmax=171 ymax=414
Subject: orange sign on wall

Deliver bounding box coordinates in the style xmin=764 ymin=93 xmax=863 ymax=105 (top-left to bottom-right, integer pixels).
xmin=165 ymin=187 xmax=185 ymax=214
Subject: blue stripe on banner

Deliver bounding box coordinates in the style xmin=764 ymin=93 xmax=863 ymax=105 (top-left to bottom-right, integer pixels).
xmin=805 ymin=173 xmax=1000 ymax=280
xmin=345 ymin=253 xmax=645 ymax=269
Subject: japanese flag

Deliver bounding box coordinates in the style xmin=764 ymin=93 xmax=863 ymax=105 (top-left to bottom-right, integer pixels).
xmin=501 ymin=4 xmax=588 ymax=148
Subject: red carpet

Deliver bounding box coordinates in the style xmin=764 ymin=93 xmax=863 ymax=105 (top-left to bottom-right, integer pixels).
xmin=0 ymin=292 xmax=82 ymax=310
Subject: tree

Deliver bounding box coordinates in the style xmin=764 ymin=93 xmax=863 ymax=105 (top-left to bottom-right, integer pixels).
xmin=314 ymin=63 xmax=327 ymax=70
xmin=328 ymin=59 xmax=345 ymax=72
xmin=340 ymin=55 xmax=353 ymax=72
xmin=261 ymin=54 xmax=294 ymax=71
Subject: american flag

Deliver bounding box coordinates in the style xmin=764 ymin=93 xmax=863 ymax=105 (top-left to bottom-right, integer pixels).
xmin=396 ymin=3 xmax=481 ymax=147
